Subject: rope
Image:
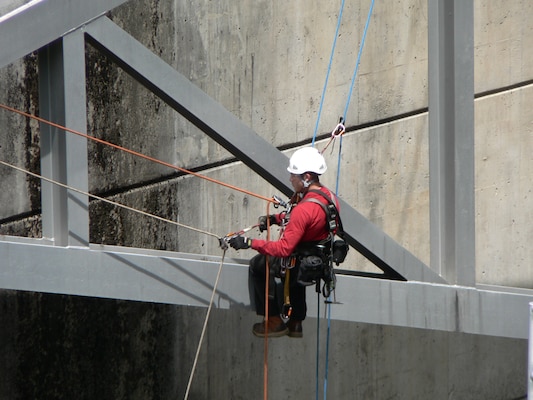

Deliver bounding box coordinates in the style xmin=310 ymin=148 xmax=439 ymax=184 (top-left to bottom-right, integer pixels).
xmin=263 ymin=270 xmax=269 ymax=400
xmin=0 ymin=102 xmax=286 ymax=399
xmin=0 ymin=160 xmax=219 ymax=240
xmin=0 ymin=103 xmax=276 ymax=205
xmin=1 ymin=158 xmax=232 ymax=399
xmin=342 ymin=0 xmax=375 ymax=123
xmin=263 ymin=201 xmax=272 ymax=400
xmin=323 ymin=296 xmax=333 ymax=400
xmin=312 ymin=0 xmax=347 ymax=394
xmin=315 ymin=290 xmax=321 ymax=400
xmin=314 ymin=0 xmax=375 ymax=158
xmin=311 ymin=0 xmax=348 ymax=396
xmin=0 ymin=158 xmax=231 ymax=398
xmin=310 ymin=1 xmax=376 ymax=399
xmin=184 ymin=249 xmax=227 ymax=399
xmin=311 ymin=0 xmax=347 ymax=147
xmin=2 ymin=2 xmax=376 ymax=393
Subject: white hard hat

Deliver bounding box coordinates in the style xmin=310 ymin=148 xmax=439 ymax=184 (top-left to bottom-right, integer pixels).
xmin=287 ymin=147 xmax=327 ymax=175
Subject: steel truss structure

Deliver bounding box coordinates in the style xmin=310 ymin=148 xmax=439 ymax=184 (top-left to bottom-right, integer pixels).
xmin=0 ymin=0 xmax=531 ymax=339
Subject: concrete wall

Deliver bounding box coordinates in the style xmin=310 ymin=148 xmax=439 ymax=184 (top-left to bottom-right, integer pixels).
xmin=0 ymin=290 xmax=527 ymax=400
xmin=1 ymin=0 xmax=531 ymax=283
xmin=0 ymin=0 xmax=531 ymax=398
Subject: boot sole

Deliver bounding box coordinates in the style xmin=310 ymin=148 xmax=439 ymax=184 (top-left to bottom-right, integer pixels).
xmin=252 ymin=328 xmax=289 ymax=338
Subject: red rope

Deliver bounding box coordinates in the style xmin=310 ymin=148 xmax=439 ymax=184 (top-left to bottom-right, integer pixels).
xmin=263 ymin=201 xmax=272 ymax=400
xmin=0 ymin=103 xmax=276 ymax=204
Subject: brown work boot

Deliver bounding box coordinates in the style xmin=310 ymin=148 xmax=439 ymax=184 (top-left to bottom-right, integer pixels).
xmin=286 ymin=319 xmax=303 ymax=338
xmin=252 ymin=316 xmax=288 ymax=337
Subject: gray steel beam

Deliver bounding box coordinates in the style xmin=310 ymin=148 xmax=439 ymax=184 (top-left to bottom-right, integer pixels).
xmin=0 ymin=236 xmax=251 ymax=310
xmin=428 ymin=1 xmax=475 ymax=285
xmin=0 ymin=0 xmax=130 ymax=69
xmin=38 ymin=31 xmax=89 ymax=246
xmin=529 ymin=303 xmax=533 ymax=398
xmin=62 ymin=31 xmax=90 ymax=246
xmin=0 ymin=236 xmax=530 ymax=339
xmin=39 ymin=41 xmax=69 ymax=245
xmin=0 ymin=0 xmax=526 ymax=342
xmin=84 ymin=16 xmax=445 ymax=284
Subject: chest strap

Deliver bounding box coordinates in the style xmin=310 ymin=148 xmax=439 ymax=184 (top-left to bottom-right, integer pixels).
xmin=301 ymin=189 xmax=345 ymax=237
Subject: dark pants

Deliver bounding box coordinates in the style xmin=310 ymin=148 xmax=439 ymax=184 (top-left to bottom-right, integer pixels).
xmin=248 ymin=254 xmax=307 ymax=321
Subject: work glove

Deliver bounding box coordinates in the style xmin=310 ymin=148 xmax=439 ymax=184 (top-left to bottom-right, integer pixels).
xmin=229 ymin=236 xmax=252 ymax=250
xmin=258 ymin=215 xmax=278 ymax=232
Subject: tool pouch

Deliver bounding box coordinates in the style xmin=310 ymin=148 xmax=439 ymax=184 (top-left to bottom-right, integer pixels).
xmin=297 ymin=255 xmax=325 ymax=286
xmin=332 ymin=239 xmax=349 ymax=265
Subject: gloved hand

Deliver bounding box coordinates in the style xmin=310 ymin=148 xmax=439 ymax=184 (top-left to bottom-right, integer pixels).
xmin=229 ymin=236 xmax=252 ymax=250
xmin=258 ymin=215 xmax=278 ymax=232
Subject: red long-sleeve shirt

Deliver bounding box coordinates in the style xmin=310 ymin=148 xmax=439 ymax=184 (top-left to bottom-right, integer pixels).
xmin=251 ymin=186 xmax=339 ymax=258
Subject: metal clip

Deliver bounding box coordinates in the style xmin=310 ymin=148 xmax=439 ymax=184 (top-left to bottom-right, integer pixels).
xmin=220 ymin=223 xmax=260 ymax=250
xmin=272 ymin=195 xmax=288 ymax=209
xmin=218 ymin=237 xmax=229 ymax=250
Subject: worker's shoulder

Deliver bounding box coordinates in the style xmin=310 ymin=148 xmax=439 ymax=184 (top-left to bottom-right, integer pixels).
xmin=304 ymin=187 xmax=335 ymax=203
xmin=302 ymin=187 xmax=341 ymax=212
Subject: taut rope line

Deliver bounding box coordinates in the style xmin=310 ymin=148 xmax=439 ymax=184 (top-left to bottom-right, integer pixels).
xmin=1 ymin=158 xmax=232 ymax=400
xmin=262 ymin=201 xmax=275 ymax=400
xmin=0 ymin=160 xmax=220 ymax=240
xmin=184 ymin=249 xmax=227 ymax=400
xmin=0 ymin=103 xmax=277 ymax=205
xmin=309 ymin=0 xmax=377 ymax=397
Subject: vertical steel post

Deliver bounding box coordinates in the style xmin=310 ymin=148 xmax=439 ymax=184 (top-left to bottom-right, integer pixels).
xmin=529 ymin=302 xmax=533 ymax=399
xmin=62 ymin=30 xmax=89 ymax=246
xmin=38 ymin=31 xmax=89 ymax=246
xmin=428 ymin=0 xmax=475 ymax=285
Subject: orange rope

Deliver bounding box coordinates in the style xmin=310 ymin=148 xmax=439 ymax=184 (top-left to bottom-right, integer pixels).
xmin=0 ymin=103 xmax=276 ymax=204
xmin=0 ymin=159 xmax=220 ymax=239
xmin=319 ymin=136 xmax=335 ymax=154
xmin=1 ymin=102 xmax=283 ymax=398
xmin=263 ymin=202 xmax=271 ymax=400
xmin=319 ymin=123 xmax=345 ymax=155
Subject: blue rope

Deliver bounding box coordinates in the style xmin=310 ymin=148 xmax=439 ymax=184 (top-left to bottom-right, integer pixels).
xmin=310 ymin=0 xmax=375 ymax=398
xmin=315 ymin=291 xmax=321 ymax=400
xmin=334 ymin=136 xmax=344 ymax=195
xmin=323 ymin=299 xmax=332 ymax=399
xmin=314 ymin=2 xmax=347 ymax=399
xmin=311 ymin=0 xmax=346 ymax=147
xmin=323 ymin=2 xmax=375 ymax=400
xmin=342 ymin=0 xmax=375 ymax=124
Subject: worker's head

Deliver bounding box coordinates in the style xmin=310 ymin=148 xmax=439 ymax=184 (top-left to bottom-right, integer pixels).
xmin=287 ymin=147 xmax=327 ymax=192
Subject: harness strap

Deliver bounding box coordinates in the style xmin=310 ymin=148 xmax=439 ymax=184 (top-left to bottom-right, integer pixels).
xmin=299 ymin=191 xmax=346 ymax=298
xmin=304 ymin=189 xmax=345 ymax=238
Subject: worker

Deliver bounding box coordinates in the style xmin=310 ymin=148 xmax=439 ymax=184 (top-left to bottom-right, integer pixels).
xmin=229 ymin=146 xmax=340 ymax=338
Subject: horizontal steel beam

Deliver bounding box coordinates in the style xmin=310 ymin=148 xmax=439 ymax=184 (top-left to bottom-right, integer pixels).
xmin=84 ymin=16 xmax=445 ymax=284
xmin=0 ymin=0 xmax=129 ymax=69
xmin=0 ymin=236 xmax=250 ymax=310
xmin=334 ymin=276 xmax=533 ymax=339
xmin=0 ymin=236 xmax=531 ymax=339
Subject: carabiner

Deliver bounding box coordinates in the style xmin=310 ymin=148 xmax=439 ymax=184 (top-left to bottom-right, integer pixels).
xmin=331 ymin=122 xmax=345 ymax=138
xmin=272 ymin=194 xmax=288 ymax=209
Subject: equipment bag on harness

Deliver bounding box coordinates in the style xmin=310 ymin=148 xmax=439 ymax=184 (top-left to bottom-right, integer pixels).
xmin=295 ymin=190 xmax=349 ymax=292
xmin=306 ymin=189 xmax=349 ymax=265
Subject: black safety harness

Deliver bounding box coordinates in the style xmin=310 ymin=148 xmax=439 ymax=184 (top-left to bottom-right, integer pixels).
xmin=281 ymin=189 xmax=348 ymax=317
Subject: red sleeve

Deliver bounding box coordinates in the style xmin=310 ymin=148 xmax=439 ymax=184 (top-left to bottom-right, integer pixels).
xmin=251 ymin=200 xmax=331 ymax=257
xmin=251 ymin=205 xmax=311 ymax=257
